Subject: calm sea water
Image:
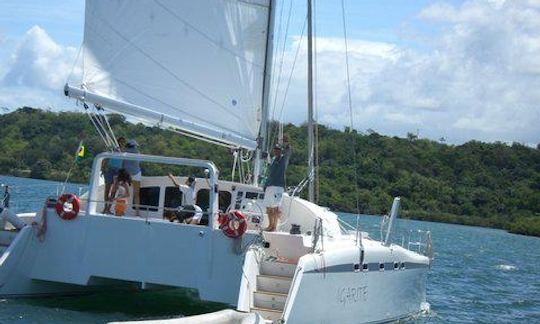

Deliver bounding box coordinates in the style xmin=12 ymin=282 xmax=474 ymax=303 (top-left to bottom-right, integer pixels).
xmin=1 ymin=175 xmax=539 ymax=323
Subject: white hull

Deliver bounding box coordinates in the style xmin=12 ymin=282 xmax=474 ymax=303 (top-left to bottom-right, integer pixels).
xmin=0 ymin=153 xmax=431 ymax=324
xmin=0 ymin=212 xmax=255 ymax=303
xmin=287 ymin=259 xmax=427 ymax=323
xmin=237 ymin=231 xmax=429 ymax=324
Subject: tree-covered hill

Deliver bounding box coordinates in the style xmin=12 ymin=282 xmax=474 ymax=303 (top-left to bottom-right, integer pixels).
xmin=1 ymin=107 xmax=539 ymax=236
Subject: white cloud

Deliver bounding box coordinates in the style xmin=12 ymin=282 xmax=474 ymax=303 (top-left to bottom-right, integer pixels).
xmin=2 ymin=26 xmax=79 ymax=89
xmin=0 ymin=25 xmax=80 ymax=109
xmin=1 ymin=2 xmax=539 ymax=146
xmin=273 ymin=0 xmax=540 ymax=144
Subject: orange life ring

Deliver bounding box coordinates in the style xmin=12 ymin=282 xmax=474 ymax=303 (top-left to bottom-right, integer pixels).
xmin=219 ymin=210 xmax=247 ymax=238
xmin=55 ymin=194 xmax=80 ymax=220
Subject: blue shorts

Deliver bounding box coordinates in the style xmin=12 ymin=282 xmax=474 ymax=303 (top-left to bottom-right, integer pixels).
xmin=105 ymin=168 xmax=120 ymax=183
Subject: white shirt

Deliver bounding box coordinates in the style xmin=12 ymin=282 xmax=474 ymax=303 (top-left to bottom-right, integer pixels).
xmin=179 ymin=184 xmax=196 ymax=206
xmin=115 ymin=182 xmax=128 ymax=201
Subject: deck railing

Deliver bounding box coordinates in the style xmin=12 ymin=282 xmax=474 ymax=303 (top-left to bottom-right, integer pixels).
xmin=407 ymin=229 xmax=434 ymax=262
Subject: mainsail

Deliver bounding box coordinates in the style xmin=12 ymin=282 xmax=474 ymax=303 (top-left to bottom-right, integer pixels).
xmin=65 ymin=0 xmax=271 ymax=150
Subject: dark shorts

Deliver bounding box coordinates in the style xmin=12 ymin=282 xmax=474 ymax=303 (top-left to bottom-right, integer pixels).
xmin=174 ymin=205 xmax=196 ymax=222
xmin=105 ymin=168 xmax=120 ymax=183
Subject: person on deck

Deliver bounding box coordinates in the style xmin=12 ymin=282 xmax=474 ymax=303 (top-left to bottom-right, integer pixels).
xmin=124 ymin=139 xmax=141 ymax=216
xmin=167 ymin=174 xmax=203 ymax=225
xmin=110 ymin=169 xmax=131 ymax=216
xmin=102 ymin=136 xmax=126 ymax=214
xmin=264 ymin=135 xmax=292 ymax=232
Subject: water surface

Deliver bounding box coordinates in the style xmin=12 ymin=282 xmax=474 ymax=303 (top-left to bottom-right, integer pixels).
xmin=1 ymin=175 xmax=539 ymax=323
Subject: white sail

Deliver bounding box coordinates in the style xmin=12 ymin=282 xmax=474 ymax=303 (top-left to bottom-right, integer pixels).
xmin=67 ymin=0 xmax=271 ymax=149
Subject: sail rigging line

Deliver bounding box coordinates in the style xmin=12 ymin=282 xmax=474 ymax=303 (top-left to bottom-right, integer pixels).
xmin=68 ymin=48 xmax=116 ymax=150
xmin=91 ymin=11 xmax=246 ymax=124
xmin=276 ymin=16 xmax=307 ymax=122
xmin=85 ymin=104 xmax=121 ymax=151
xmin=154 ymin=0 xmax=265 ymax=70
xmin=307 ymin=0 xmax=316 ymax=202
xmin=244 ymin=160 xmax=252 ymax=183
xmin=340 ymin=0 xmax=361 ymax=219
xmin=95 ymin=104 xmax=120 ymax=149
xmin=268 ymin=16 xmax=307 ymax=150
xmin=269 ymin=0 xmax=294 ymax=126
xmin=239 ymin=149 xmax=254 ymax=183
xmin=90 ymin=106 xmax=118 ymax=149
xmin=82 ymin=102 xmax=115 ymax=150
xmin=311 ymin=0 xmax=320 ymax=203
xmin=266 ymin=0 xmax=294 ymax=152
xmin=313 ymin=0 xmax=320 ymax=203
xmin=91 ymin=114 xmax=114 ymax=148
xmin=268 ymin=0 xmax=286 ymax=102
xmin=66 ymin=44 xmax=83 ymax=84
xmin=290 ymin=166 xmax=314 ymax=197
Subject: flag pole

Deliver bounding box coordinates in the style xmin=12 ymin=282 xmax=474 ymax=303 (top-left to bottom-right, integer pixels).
xmin=60 ymin=140 xmax=85 ymax=194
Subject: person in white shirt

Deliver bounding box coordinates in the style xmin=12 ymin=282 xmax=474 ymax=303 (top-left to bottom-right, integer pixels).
xmin=167 ymin=174 xmax=203 ymax=224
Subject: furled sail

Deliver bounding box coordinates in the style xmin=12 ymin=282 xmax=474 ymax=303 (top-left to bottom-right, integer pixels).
xmin=66 ymin=0 xmax=271 ymax=149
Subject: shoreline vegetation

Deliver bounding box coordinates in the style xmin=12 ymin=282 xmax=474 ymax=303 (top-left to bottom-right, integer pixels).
xmin=1 ymin=107 xmax=539 ymax=237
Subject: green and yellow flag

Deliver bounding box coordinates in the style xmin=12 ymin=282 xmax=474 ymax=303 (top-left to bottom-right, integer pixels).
xmin=76 ymin=141 xmax=85 ymax=159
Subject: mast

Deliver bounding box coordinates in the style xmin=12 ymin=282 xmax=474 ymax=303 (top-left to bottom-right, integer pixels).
xmin=307 ymin=0 xmax=315 ymax=202
xmin=253 ymin=0 xmax=276 ymax=187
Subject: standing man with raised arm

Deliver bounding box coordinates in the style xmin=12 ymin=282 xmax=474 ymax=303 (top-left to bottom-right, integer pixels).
xmin=167 ymin=174 xmax=203 ymax=225
xmin=263 ymin=134 xmax=292 ymax=232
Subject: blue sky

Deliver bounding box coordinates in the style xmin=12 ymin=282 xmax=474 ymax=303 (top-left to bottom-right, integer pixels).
xmin=0 ymin=0 xmax=460 ymax=50
xmin=1 ymin=0 xmax=539 ymax=145
xmin=0 ymin=1 xmax=83 ymax=44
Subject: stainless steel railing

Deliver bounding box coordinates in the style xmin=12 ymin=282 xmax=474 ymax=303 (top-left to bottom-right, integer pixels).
xmin=407 ymin=229 xmax=433 ymax=260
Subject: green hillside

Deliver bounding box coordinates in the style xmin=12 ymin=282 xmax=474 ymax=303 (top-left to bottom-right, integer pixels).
xmin=1 ymin=107 xmax=539 ymax=236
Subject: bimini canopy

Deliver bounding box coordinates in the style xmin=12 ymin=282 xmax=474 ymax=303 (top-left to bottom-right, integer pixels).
xmin=66 ymin=0 xmax=271 ymax=150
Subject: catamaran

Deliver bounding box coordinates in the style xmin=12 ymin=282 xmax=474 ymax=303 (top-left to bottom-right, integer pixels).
xmin=0 ymin=1 xmax=433 ymax=323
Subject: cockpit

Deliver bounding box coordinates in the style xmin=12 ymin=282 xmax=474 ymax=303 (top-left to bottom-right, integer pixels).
xmin=81 ymin=152 xmax=340 ymax=238
xmin=86 ymin=152 xmax=268 ymax=231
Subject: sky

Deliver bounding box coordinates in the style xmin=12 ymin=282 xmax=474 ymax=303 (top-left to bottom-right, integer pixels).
xmin=0 ymin=0 xmax=539 ymax=146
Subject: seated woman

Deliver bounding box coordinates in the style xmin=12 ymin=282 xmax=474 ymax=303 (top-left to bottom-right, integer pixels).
xmin=167 ymin=174 xmax=203 ymax=225
xmin=109 ymin=169 xmax=131 ymax=216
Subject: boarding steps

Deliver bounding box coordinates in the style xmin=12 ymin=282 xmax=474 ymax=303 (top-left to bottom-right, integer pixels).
xmin=250 ymin=259 xmax=297 ymax=323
